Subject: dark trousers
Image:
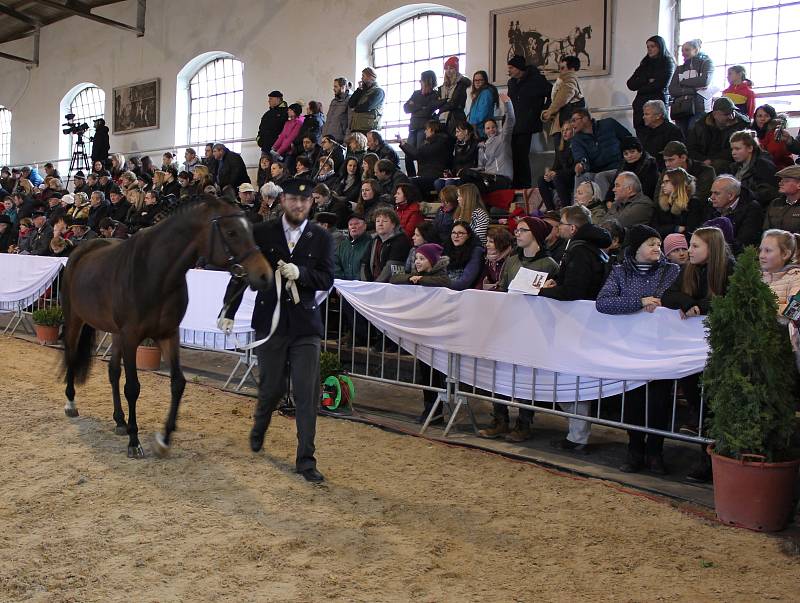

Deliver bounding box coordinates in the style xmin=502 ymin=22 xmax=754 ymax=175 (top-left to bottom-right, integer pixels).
xmin=254 ymin=332 xmax=321 ymax=472
xmin=538 ymin=170 xmax=574 ymax=210
xmin=511 ymin=133 xmax=533 ymax=188
xmin=405 ymin=128 xmax=426 ymax=177
xmin=623 ymin=380 xmax=673 ymax=458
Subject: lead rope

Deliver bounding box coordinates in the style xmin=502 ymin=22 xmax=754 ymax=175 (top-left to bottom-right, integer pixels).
xmin=238 ymin=260 xmax=299 ymax=350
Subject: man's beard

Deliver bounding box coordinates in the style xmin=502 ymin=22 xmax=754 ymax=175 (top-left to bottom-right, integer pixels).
xmin=284 ymin=209 xmax=307 ymax=226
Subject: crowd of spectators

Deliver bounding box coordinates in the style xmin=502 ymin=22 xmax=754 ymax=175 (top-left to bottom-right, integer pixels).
xmin=2 ymin=39 xmax=799 ymax=480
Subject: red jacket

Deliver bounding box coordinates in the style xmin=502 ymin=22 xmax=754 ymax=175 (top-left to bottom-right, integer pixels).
xmin=722 ymin=82 xmax=756 ymax=118
xmin=396 ymin=202 xmax=425 ymax=239
xmin=760 ymin=129 xmax=796 ymax=170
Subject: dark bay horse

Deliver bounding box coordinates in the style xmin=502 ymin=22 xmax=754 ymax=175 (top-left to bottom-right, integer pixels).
xmin=61 ymin=194 xmax=272 ymax=457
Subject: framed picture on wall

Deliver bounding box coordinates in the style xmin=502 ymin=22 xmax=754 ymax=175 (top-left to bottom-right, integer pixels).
xmin=489 ymin=0 xmax=613 ymax=83
xmin=113 ymin=78 xmax=160 ymax=134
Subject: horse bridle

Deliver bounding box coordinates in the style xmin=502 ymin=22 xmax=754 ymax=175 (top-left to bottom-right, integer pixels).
xmin=208 ymin=212 xmax=261 ymax=278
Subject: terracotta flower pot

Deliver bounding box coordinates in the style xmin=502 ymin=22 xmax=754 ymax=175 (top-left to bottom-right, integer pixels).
xmin=136 ymin=345 xmax=162 ymax=370
xmin=34 ymin=324 xmax=60 ymax=345
xmin=708 ymin=444 xmax=800 ymax=532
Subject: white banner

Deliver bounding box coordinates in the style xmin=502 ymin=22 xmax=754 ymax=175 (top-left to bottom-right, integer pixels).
xmin=0 ymin=255 xmax=68 ymax=311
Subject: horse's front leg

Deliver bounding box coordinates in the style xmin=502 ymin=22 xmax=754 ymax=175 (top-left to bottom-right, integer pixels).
xmin=153 ymin=332 xmax=186 ymax=458
xmin=120 ymin=337 xmax=144 ymax=458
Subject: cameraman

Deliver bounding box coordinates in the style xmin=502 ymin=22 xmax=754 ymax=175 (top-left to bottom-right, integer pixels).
xmin=91 ymin=118 xmax=110 ymax=166
xmin=348 ymin=68 xmax=385 ymax=134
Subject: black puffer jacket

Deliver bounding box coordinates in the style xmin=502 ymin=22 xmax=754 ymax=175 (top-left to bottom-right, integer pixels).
xmin=627 ymin=36 xmax=675 ymax=131
xmin=507 ymin=65 xmax=552 ymax=134
xmin=399 ymin=133 xmax=453 ymax=179
xmin=257 ymin=102 xmax=289 ymax=154
xmin=538 ymin=223 xmax=612 ymax=301
xmin=452 ymin=138 xmax=479 ymax=175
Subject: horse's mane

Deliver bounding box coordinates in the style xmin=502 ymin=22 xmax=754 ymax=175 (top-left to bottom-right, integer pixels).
xmin=156 ymin=193 xmax=235 ymax=224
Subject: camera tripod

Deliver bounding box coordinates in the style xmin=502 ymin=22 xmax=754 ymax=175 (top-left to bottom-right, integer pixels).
xmin=67 ymin=137 xmax=90 ymax=188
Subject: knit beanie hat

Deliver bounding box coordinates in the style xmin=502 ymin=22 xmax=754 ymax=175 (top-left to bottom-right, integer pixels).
xmin=703 ymin=216 xmax=735 ymax=246
xmin=626 ymin=224 xmax=661 ymax=257
xmin=519 ymin=216 xmax=552 ymax=248
xmin=288 ymin=103 xmax=303 ymax=116
xmin=444 ymin=56 xmax=459 ymax=69
xmin=621 ymin=136 xmax=643 ymax=153
xmin=416 ymin=243 xmax=443 ymax=267
xmin=663 ymin=233 xmax=688 ymax=256
xmin=507 ymin=55 xmax=527 ymax=71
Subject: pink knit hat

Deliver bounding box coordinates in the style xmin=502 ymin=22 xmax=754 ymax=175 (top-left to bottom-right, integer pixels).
xmin=416 ymin=243 xmax=443 ymax=267
xmin=663 ymin=233 xmax=688 ymax=256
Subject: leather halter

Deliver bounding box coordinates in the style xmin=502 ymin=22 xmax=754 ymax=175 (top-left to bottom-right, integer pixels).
xmin=208 ymin=212 xmax=260 ymax=278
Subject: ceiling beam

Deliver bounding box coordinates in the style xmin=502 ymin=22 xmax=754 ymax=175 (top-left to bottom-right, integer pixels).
xmin=36 ymin=0 xmax=145 ymax=36
xmin=0 ymin=3 xmax=39 ymax=26
xmin=0 ymin=27 xmax=39 ymax=66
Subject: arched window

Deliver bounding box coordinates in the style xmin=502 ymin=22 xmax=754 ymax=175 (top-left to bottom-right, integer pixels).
xmin=0 ymin=107 xmax=11 ymax=166
xmin=372 ymin=12 xmax=466 ymax=139
xmin=188 ymin=57 xmax=244 ymax=152
xmin=68 ymin=86 xmax=105 ymax=159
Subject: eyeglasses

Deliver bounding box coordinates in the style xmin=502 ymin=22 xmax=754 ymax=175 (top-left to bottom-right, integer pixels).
xmin=514 ymin=228 xmax=531 ymax=234
xmin=451 ymin=231 xmax=468 ymax=237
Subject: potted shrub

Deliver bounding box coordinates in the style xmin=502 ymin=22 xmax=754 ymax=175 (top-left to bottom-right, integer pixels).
xmin=136 ymin=337 xmax=162 ymax=370
xmin=703 ymin=248 xmax=800 ymax=531
xmin=31 ymin=306 xmax=63 ymax=345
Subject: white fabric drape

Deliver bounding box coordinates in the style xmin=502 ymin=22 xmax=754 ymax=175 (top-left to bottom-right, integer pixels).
xmin=180 ymin=269 xmax=258 ymax=350
xmin=0 ymin=255 xmax=68 ymax=311
xmin=334 ymin=281 xmax=709 ymax=402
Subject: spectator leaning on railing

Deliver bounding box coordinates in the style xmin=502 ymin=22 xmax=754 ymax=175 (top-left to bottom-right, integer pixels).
xmin=596 ymin=225 xmax=680 ymax=474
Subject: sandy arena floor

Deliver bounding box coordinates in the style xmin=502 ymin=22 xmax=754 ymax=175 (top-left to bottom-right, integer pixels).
xmin=0 ymin=336 xmax=798 ymax=602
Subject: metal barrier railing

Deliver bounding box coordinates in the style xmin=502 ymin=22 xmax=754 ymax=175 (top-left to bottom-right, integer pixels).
xmin=2 ymin=265 xmax=63 ymax=336
xmin=321 ymin=291 xmax=713 ymax=446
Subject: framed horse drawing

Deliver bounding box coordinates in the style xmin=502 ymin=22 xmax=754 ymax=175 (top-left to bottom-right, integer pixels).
xmin=490 ymin=0 xmax=613 ymax=83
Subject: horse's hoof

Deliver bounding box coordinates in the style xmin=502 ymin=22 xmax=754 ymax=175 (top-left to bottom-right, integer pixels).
xmin=64 ymin=406 xmax=79 ymax=418
xmin=114 ymin=424 xmax=128 ymax=436
xmin=127 ymin=445 xmax=146 ymax=459
xmin=152 ymin=433 xmax=170 ymax=458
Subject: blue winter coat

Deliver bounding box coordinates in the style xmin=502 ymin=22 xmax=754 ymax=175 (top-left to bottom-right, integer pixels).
xmin=595 ymin=254 xmax=680 ymax=315
xmin=571 ymin=118 xmax=632 ymax=173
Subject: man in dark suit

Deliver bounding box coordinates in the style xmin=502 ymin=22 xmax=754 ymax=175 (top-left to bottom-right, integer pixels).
xmin=218 ymin=179 xmax=335 ymax=483
xmin=212 ymin=143 xmax=251 ymax=192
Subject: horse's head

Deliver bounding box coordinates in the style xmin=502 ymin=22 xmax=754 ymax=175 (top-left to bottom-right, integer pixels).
xmin=584 ymin=26 xmax=592 ymax=37
xmin=201 ymin=195 xmax=273 ymax=290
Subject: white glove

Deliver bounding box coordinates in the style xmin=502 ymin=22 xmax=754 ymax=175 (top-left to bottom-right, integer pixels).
xmin=279 ymin=262 xmax=300 ymax=281
xmin=217 ymin=317 xmax=235 ymax=335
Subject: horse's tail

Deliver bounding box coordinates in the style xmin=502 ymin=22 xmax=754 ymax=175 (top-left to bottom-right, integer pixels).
xmin=61 ymin=319 xmax=96 ymax=385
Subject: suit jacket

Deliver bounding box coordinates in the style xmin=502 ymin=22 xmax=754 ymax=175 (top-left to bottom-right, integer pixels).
xmin=223 ymin=219 xmax=335 ymax=338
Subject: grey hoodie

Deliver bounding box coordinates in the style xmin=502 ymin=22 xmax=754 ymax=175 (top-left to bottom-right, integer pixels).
xmin=478 ymin=100 xmax=515 ymax=179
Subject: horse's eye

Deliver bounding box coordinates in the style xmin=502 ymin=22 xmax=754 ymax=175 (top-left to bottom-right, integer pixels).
xmin=226 ymin=230 xmax=237 ymax=237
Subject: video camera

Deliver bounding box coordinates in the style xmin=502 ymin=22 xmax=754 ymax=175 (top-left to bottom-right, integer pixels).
xmin=62 ymin=113 xmax=89 ymax=137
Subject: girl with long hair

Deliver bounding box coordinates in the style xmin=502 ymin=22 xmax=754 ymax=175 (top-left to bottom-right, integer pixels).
xmin=467 ymin=70 xmax=499 ymax=138
xmin=662 ymin=226 xmax=735 ymax=480
xmin=454 ymin=182 xmax=490 ymax=245
xmin=443 ymin=220 xmax=485 ymax=290
xmin=729 ymin=129 xmax=779 ymax=206
xmin=651 ymin=167 xmax=705 ymax=237
xmin=722 ymin=65 xmax=755 ymax=118
xmin=627 ymin=35 xmax=675 ymax=133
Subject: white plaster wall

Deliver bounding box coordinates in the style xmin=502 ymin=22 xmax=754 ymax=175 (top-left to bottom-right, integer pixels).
xmin=0 ymin=0 xmax=664 ymax=166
